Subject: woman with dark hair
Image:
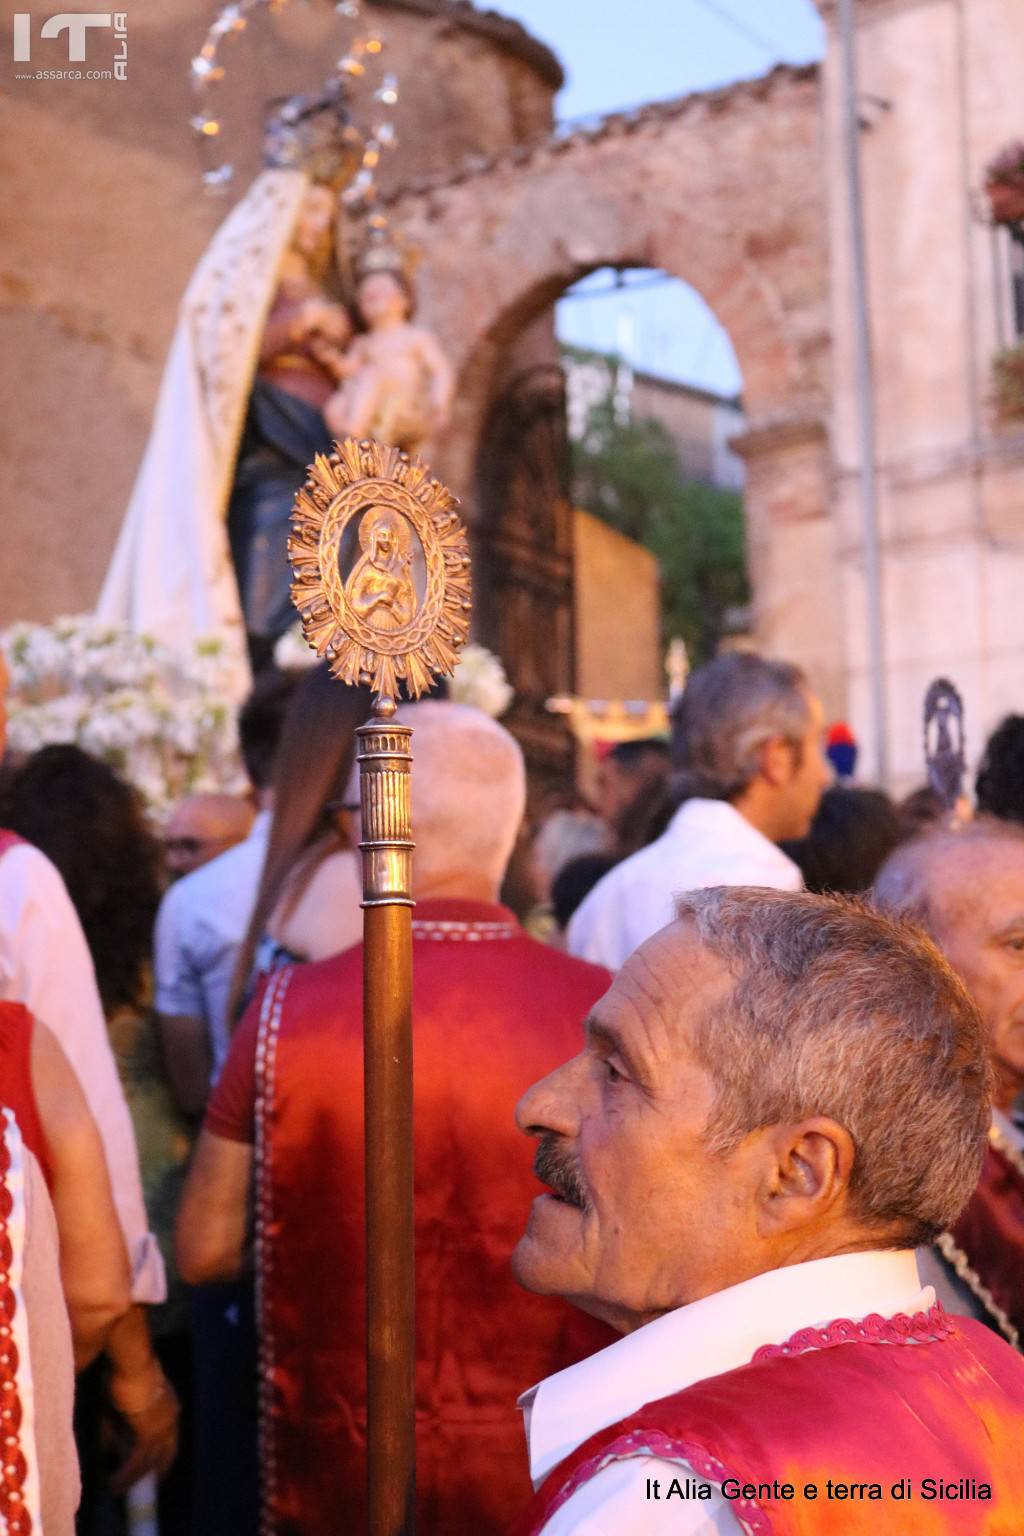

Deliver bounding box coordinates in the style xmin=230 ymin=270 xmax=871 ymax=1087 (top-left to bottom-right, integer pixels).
xmin=228 ymin=663 xmax=371 ymax=1025
xmin=0 ymin=746 xmax=182 ymax=1532
xmin=0 ymin=744 xmax=162 ymax=1017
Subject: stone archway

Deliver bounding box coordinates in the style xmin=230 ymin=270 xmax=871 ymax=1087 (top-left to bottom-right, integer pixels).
xmin=382 ymin=63 xmax=845 ymax=716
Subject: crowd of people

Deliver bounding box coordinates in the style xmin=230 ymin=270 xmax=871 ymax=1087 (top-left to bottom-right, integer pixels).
xmin=2 ymin=644 xmax=1024 ymax=1532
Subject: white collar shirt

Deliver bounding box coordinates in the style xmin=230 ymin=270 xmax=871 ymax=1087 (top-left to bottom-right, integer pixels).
xmin=992 ymin=1106 xmax=1024 ymax=1155
xmin=520 ymin=1250 xmax=932 ymax=1535
xmin=567 ymin=798 xmax=802 ymax=971
xmin=154 ymin=810 xmax=272 ymax=1076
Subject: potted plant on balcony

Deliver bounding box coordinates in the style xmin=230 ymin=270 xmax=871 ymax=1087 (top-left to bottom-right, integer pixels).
xmin=985 ymin=142 xmax=1024 ymax=226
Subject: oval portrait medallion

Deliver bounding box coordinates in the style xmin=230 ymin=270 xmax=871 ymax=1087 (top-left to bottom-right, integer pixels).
xmin=288 ymin=438 xmax=471 ymax=702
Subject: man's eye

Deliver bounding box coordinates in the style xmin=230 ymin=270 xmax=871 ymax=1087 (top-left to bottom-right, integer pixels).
xmin=605 ymin=1060 xmax=624 ymax=1084
xmin=1006 ymin=936 xmax=1024 ymax=953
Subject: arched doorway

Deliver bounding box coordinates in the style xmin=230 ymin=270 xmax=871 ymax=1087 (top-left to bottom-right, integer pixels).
xmin=559 ymin=264 xmax=749 ymax=662
xmin=472 ymin=263 xmax=751 ymax=791
xmin=475 ymin=365 xmax=576 ymax=791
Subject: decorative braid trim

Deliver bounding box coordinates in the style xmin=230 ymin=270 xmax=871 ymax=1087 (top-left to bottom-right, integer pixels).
xmin=751 ymin=1302 xmax=952 ymax=1362
xmin=411 ymin=918 xmax=519 ymax=942
xmin=989 ymin=1121 xmax=1024 ymax=1184
xmin=935 ymin=1231 xmax=1020 ymax=1350
xmin=533 ymin=1431 xmax=770 ymax=1536
xmin=253 ymin=967 xmax=293 ymax=1536
xmin=0 ymin=1112 xmax=34 ymax=1535
xmin=533 ymin=1305 xmax=958 ymax=1535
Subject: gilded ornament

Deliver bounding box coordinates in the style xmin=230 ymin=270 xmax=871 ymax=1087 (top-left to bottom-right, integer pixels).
xmin=288 ymin=437 xmax=471 ymax=707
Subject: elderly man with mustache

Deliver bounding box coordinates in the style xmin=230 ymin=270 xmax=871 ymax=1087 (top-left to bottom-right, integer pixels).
xmin=511 ymin=888 xmax=1024 ymax=1535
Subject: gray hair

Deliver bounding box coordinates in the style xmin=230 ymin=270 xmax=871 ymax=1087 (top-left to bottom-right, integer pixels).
xmin=872 ymin=818 xmax=1024 ymax=941
xmin=675 ymin=887 xmax=991 ymax=1246
xmin=672 ymin=653 xmax=810 ymax=801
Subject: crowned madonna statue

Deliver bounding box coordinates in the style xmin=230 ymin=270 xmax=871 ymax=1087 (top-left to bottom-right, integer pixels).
xmin=97 ymin=85 xmax=453 ymax=694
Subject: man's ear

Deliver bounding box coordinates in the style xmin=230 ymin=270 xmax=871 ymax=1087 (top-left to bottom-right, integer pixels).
xmin=757 ymin=735 xmax=796 ymax=789
xmin=757 ymin=1117 xmax=855 ymax=1236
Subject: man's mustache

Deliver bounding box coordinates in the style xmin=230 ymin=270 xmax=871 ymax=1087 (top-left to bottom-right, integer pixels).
xmin=534 ymin=1135 xmax=591 ymax=1212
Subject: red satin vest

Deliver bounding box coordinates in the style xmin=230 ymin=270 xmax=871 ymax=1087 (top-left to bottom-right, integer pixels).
xmin=253 ymin=900 xmax=615 ymax=1536
xmin=0 ymin=1003 xmax=51 ymax=1188
xmin=516 ymin=1305 xmax=1024 ymax=1535
xmin=950 ymin=1135 xmax=1024 ymax=1341
xmin=0 ymin=834 xmax=54 ymax=1185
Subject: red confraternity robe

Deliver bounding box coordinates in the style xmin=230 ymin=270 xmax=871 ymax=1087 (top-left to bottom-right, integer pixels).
xmin=946 ymin=1126 xmax=1024 ymax=1345
xmin=516 ymin=1304 xmax=1024 ymax=1534
xmin=248 ymin=899 xmax=614 ymax=1535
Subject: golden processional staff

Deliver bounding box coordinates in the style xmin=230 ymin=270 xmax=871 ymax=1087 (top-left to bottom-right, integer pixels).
xmin=289 ymin=437 xmax=471 ymax=1536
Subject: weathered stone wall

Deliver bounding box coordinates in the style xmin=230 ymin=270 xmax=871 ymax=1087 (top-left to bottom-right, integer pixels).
xmin=819 ymin=0 xmax=1024 ymax=789
xmin=0 ymin=0 xmax=559 ymax=625
xmin=382 ymin=65 xmax=841 ymax=712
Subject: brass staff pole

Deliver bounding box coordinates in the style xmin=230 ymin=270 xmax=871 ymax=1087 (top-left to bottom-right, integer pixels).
xmin=358 ymin=703 xmax=416 ymax=1536
xmin=288 ymin=436 xmax=471 ymax=1536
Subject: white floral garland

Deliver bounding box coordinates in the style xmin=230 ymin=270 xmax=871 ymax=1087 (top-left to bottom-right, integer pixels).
xmin=1 ymin=615 xmax=247 ymax=815
xmin=273 ymin=624 xmax=514 ymax=719
xmin=448 ymin=642 xmax=514 ymax=719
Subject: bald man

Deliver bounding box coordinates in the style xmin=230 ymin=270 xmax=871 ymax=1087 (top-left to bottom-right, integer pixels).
xmin=163 ymin=794 xmax=255 ymax=880
xmin=176 ymin=702 xmax=614 ymax=1535
xmin=874 ymin=821 xmax=1024 ymax=1347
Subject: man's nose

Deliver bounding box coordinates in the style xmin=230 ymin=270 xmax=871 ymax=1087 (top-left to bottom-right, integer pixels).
xmin=515 ymin=1055 xmax=584 ymax=1139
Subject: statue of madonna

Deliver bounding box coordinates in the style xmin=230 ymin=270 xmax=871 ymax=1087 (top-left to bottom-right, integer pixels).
xmin=97 ymin=89 xmax=361 ymax=692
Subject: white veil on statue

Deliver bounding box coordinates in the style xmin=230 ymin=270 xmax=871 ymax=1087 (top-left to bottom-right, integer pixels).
xmin=97 ymin=169 xmax=310 ymax=701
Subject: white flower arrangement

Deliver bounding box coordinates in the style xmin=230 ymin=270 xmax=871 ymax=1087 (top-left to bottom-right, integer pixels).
xmin=272 ymin=621 xmax=320 ymax=673
xmin=272 ymin=624 xmax=514 ymax=720
xmin=448 ymin=643 xmax=514 ymax=719
xmin=1 ymin=615 xmax=247 ymax=815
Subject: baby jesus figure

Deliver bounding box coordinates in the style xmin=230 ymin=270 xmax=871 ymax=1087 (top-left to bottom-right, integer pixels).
xmin=323 ymin=267 xmax=454 ymax=454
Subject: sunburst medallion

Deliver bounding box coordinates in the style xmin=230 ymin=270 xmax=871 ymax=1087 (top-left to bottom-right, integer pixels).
xmin=288 ymin=437 xmax=471 ymax=704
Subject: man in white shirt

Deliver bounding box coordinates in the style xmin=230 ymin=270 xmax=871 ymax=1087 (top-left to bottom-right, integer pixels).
xmin=154 ymin=667 xmax=294 ymax=1114
xmin=568 ymin=654 xmax=829 ymax=970
xmin=154 ymin=811 xmax=271 ymax=1109
xmin=512 ymin=887 xmax=1024 ymax=1533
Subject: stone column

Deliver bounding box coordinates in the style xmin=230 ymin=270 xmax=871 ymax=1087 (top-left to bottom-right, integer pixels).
xmin=734 ymin=409 xmax=846 ymax=717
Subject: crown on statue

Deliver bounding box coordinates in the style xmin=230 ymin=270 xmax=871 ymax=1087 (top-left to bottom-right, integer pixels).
xmin=354 ymin=219 xmax=416 ymax=287
xmin=263 ymin=83 xmax=363 ymax=189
